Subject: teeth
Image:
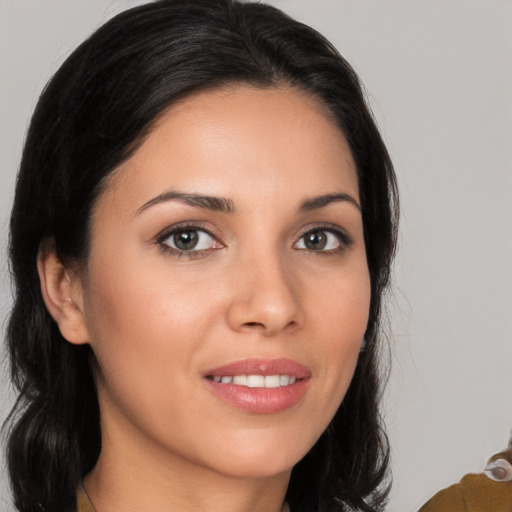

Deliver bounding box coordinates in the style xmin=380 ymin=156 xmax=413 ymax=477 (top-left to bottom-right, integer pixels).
xmin=247 ymin=375 xmax=265 ymax=387
xmin=264 ymin=375 xmax=280 ymax=388
xmin=212 ymin=374 xmax=297 ymax=388
xmin=279 ymin=375 xmax=290 ymax=386
xmin=232 ymin=375 xmax=247 ymax=385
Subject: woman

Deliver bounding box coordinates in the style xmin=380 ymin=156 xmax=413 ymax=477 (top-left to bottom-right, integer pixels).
xmin=4 ymin=1 xmax=398 ymax=511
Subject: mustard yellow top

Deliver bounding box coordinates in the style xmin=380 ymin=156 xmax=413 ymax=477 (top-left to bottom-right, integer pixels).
xmin=418 ymin=449 xmax=512 ymax=512
xmin=76 ymin=485 xmax=96 ymax=512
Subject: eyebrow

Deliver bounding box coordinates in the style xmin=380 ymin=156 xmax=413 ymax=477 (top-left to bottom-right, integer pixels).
xmin=298 ymin=193 xmax=361 ymax=212
xmin=136 ymin=190 xmax=360 ymax=216
xmin=136 ymin=191 xmax=235 ymax=215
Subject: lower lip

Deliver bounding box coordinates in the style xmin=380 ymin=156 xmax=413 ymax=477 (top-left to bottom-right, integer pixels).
xmin=205 ymin=378 xmax=309 ymax=414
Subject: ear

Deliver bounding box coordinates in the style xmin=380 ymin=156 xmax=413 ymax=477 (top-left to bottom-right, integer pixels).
xmin=37 ymin=238 xmax=90 ymax=345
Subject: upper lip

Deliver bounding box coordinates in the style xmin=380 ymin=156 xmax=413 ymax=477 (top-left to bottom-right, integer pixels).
xmin=204 ymin=358 xmax=311 ymax=379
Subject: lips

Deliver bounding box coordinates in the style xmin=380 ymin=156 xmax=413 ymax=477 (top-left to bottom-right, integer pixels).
xmin=203 ymin=358 xmax=311 ymax=414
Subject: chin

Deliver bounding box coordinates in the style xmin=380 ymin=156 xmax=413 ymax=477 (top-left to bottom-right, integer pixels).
xmin=203 ymin=432 xmax=314 ymax=480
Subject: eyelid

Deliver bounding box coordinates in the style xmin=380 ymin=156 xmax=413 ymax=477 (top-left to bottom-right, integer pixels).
xmin=155 ymin=222 xmax=224 ymax=255
xmin=294 ymin=223 xmax=353 ymax=251
xmin=155 ymin=221 xmax=219 ymax=242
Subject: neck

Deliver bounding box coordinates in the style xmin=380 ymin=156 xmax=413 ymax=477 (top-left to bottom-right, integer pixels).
xmin=84 ymin=459 xmax=290 ymax=512
xmin=83 ymin=404 xmax=291 ymax=512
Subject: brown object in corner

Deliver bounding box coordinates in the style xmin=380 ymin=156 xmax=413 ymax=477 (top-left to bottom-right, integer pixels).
xmin=418 ymin=449 xmax=512 ymax=512
xmin=76 ymin=485 xmax=96 ymax=512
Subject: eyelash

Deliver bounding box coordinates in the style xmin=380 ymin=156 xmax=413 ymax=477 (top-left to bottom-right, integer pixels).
xmin=295 ymin=224 xmax=352 ymax=255
xmin=155 ymin=222 xmax=352 ymax=260
xmin=155 ymin=222 xmax=221 ymax=260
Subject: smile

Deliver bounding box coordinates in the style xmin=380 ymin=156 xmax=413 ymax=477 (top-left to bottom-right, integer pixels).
xmin=207 ymin=375 xmax=297 ymax=387
xmin=204 ymin=358 xmax=310 ymax=413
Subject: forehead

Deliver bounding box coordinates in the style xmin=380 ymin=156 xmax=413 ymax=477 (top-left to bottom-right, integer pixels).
xmin=96 ymin=85 xmax=358 ymax=214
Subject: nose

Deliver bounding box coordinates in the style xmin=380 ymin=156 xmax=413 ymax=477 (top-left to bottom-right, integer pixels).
xmin=226 ymin=252 xmax=304 ymax=336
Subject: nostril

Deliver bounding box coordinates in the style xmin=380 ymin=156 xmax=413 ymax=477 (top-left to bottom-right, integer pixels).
xmin=242 ymin=320 xmax=297 ymax=332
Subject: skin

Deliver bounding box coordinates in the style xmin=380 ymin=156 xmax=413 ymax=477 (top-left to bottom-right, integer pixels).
xmin=39 ymin=86 xmax=371 ymax=512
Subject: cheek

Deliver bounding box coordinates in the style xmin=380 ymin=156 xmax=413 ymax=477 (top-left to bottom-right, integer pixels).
xmin=308 ymin=266 xmax=371 ymax=402
xmin=84 ymin=245 xmax=217 ymax=343
xmin=81 ymin=254 xmax=219 ymax=412
xmin=311 ymin=262 xmax=370 ymax=337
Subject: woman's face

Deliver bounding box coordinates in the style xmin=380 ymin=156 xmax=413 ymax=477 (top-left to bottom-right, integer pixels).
xmin=78 ymin=86 xmax=370 ymax=479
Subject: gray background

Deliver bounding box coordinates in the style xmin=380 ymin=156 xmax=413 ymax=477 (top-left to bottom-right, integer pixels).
xmin=1 ymin=1 xmax=511 ymax=510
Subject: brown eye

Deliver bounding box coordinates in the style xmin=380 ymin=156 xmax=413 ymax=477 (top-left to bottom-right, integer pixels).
xmin=161 ymin=228 xmax=218 ymax=252
xmin=304 ymin=231 xmax=328 ymax=250
xmin=173 ymin=230 xmax=199 ymax=250
xmin=295 ymin=228 xmax=344 ymax=252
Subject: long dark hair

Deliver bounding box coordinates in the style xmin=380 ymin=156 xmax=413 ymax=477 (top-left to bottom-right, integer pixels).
xmin=4 ymin=1 xmax=399 ymax=511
